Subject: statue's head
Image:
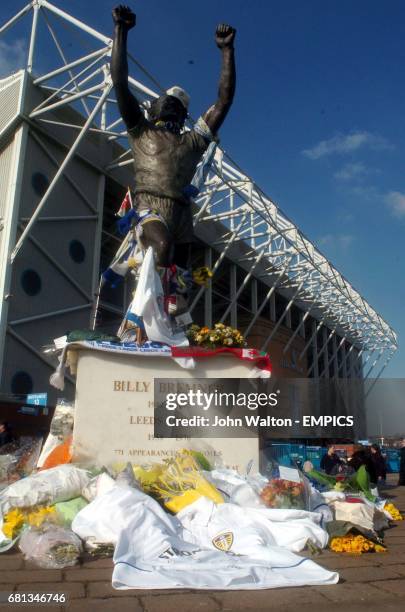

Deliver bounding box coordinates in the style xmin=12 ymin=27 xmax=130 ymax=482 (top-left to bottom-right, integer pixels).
xmin=148 ymin=86 xmax=190 ymax=127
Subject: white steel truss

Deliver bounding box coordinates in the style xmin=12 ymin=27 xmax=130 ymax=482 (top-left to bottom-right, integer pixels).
xmin=0 ymin=0 xmax=398 ymax=384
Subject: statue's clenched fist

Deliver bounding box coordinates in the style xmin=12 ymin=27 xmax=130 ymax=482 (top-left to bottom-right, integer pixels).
xmin=112 ymin=5 xmax=136 ymax=30
xmin=215 ymin=24 xmax=236 ymax=49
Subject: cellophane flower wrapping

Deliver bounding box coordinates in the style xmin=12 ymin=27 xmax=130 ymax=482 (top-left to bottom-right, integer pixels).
xmin=133 ymin=450 xmax=223 ymax=513
xmin=18 ymin=524 xmax=82 ymax=569
xmin=259 ymin=466 xmax=309 ymax=510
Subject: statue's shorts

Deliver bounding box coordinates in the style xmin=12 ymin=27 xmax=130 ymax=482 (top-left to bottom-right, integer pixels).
xmin=135 ymin=192 xmax=193 ymax=245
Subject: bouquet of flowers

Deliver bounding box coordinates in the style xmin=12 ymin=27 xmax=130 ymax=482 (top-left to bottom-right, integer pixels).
xmin=384 ymin=502 xmax=403 ymax=521
xmin=260 ymin=478 xmax=306 ymax=509
xmin=134 ymin=450 xmax=223 ymax=513
xmin=192 ymin=266 xmax=213 ymax=287
xmin=304 ymin=465 xmax=376 ymax=502
xmin=19 ymin=524 xmax=82 ymax=568
xmin=186 ymin=323 xmax=245 ymax=349
xmin=329 ymin=534 xmax=386 ymax=554
xmin=2 ymin=505 xmax=56 ymax=540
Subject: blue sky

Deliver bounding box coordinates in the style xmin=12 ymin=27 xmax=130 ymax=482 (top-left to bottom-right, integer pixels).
xmin=1 ymin=0 xmax=404 ymax=378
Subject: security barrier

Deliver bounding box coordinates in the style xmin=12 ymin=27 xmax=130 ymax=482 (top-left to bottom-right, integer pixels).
xmin=264 ymin=444 xmax=400 ymax=473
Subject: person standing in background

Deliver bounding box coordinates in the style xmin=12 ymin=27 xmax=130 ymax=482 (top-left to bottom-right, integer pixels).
xmin=370 ymin=443 xmax=387 ymax=485
xmin=320 ymin=445 xmax=342 ymax=474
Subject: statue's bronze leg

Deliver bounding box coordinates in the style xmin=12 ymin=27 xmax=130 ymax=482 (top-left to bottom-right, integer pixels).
xmin=139 ymin=219 xmax=172 ymax=267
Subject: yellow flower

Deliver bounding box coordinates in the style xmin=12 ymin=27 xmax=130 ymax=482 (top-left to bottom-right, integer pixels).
xmin=2 ymin=508 xmax=25 ymax=539
xmin=375 ymin=544 xmax=387 ymax=553
xmin=189 ymin=323 xmax=245 ymax=348
xmin=329 ymin=533 xmax=383 ymax=554
xmin=2 ymin=506 xmax=55 ymax=540
xmin=26 ymin=506 xmax=55 ymax=527
xmin=193 ymin=267 xmax=213 ymax=286
xmin=385 ymin=502 xmax=403 ymax=521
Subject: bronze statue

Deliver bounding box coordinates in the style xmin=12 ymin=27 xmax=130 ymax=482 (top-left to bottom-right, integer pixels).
xmin=111 ymin=5 xmax=235 ymax=266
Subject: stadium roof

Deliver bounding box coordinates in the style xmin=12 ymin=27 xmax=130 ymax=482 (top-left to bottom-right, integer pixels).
xmin=0 ymin=0 xmax=398 ymax=382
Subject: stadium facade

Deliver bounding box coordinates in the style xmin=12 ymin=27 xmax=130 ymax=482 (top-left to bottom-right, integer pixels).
xmin=0 ymin=2 xmax=398 ymax=424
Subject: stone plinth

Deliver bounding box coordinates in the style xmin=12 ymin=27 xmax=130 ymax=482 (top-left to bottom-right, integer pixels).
xmin=72 ymin=349 xmax=259 ymax=473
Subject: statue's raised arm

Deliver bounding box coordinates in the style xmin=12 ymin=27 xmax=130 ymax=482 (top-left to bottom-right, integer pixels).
xmin=111 ymin=5 xmax=143 ymax=130
xmin=203 ymin=24 xmax=236 ymax=135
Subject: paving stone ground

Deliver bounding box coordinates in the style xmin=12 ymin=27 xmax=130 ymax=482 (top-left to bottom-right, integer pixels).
xmin=0 ymin=474 xmax=404 ymax=612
